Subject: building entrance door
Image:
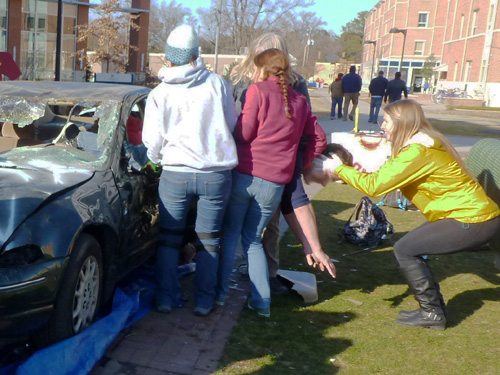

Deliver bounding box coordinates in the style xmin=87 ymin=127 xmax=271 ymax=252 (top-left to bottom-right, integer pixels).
xmin=413 ymin=76 xmax=423 ymax=93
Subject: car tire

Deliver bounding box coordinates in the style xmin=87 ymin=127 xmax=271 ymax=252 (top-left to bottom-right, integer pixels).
xmin=33 ymin=233 xmax=103 ymax=348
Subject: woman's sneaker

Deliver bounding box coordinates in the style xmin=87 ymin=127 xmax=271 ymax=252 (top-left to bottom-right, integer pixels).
xmin=155 ymin=301 xmax=172 ymax=314
xmin=193 ymin=305 xmax=214 ymax=317
xmin=246 ymin=298 xmax=270 ymax=318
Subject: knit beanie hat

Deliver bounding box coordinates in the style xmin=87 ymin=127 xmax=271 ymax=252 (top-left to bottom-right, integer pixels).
xmin=165 ymin=25 xmax=199 ymax=66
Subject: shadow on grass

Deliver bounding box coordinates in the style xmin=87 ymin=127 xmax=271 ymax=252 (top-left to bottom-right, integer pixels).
xmin=220 ymin=300 xmax=354 ymax=374
xmin=446 ymin=286 xmax=500 ymax=328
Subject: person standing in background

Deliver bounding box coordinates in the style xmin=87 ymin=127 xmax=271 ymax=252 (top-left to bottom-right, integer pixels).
xmin=385 ymin=71 xmax=408 ymax=103
xmin=341 ymin=66 xmax=362 ymax=121
xmin=368 ymin=71 xmax=388 ymax=124
xmin=329 ymin=73 xmax=344 ymax=120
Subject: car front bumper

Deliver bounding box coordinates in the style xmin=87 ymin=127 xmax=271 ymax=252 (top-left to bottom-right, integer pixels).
xmin=0 ymin=257 xmax=67 ymax=347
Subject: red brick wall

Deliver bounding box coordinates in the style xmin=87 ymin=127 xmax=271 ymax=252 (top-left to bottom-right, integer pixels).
xmin=76 ymin=1 xmax=89 ymax=71
xmin=364 ymin=0 xmax=500 ymax=85
xmin=7 ymin=0 xmax=22 ymax=61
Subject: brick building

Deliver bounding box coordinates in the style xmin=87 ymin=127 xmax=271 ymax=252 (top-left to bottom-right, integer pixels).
xmin=1 ymin=0 xmax=150 ymax=82
xmin=362 ymin=0 xmax=500 ymax=106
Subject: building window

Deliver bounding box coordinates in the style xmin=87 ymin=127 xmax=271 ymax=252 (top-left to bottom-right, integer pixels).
xmin=465 ymin=60 xmax=472 ymax=81
xmin=480 ymin=59 xmax=487 ymax=82
xmin=414 ymin=41 xmax=424 ymax=56
xmin=471 ymin=10 xmax=479 ymax=35
xmin=0 ymin=0 xmax=6 ymax=52
xmin=20 ymin=0 xmax=78 ymax=80
xmin=418 ymin=13 xmax=428 ymax=27
xmin=460 ymin=14 xmax=465 ymax=38
xmin=487 ymin=4 xmax=494 ymax=30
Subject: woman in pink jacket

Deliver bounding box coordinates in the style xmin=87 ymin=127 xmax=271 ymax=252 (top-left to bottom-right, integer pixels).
xmin=216 ymin=49 xmax=330 ymax=317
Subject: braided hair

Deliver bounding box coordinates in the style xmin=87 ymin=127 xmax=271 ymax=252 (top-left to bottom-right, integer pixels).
xmin=253 ymin=48 xmax=292 ymax=119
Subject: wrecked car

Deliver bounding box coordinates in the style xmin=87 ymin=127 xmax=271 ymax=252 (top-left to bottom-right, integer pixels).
xmin=0 ymin=81 xmax=158 ymax=350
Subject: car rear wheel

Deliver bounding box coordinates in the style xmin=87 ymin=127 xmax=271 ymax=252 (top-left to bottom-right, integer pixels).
xmin=34 ymin=233 xmax=103 ymax=348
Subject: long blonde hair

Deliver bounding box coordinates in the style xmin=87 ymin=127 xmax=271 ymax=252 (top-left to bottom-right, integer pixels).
xmin=254 ymin=48 xmax=292 ymax=119
xmin=230 ymin=33 xmax=299 ymax=86
xmin=384 ymin=99 xmax=475 ymax=179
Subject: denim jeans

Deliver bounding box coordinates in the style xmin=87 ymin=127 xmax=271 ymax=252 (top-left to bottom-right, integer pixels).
xmin=217 ymin=171 xmax=285 ymax=309
xmin=331 ymin=97 xmax=343 ymax=118
xmin=343 ymin=92 xmax=359 ymax=120
xmin=156 ymin=169 xmax=232 ymax=310
xmin=369 ymin=96 xmax=383 ymax=123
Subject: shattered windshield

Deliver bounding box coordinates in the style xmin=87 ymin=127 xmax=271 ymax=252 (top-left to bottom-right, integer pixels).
xmin=0 ymin=96 xmax=121 ymax=171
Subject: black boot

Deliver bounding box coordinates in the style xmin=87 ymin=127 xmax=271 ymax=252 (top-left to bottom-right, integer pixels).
xmin=399 ymin=262 xmax=448 ymax=318
xmin=395 ymin=262 xmax=446 ymax=330
xmin=399 ymin=278 xmax=448 ymax=318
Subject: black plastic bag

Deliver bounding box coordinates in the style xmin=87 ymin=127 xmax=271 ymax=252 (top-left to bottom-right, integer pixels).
xmin=341 ymin=196 xmax=394 ymax=248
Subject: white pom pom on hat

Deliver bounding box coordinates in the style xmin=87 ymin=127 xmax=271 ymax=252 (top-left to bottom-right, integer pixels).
xmin=165 ymin=25 xmax=199 ymax=66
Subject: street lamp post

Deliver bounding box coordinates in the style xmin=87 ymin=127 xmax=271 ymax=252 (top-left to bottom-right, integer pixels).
xmin=389 ymin=27 xmax=407 ymax=73
xmin=55 ymin=0 xmax=63 ymax=81
xmin=364 ymin=40 xmax=376 ymax=80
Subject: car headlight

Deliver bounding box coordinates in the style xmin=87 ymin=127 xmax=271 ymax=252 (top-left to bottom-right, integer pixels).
xmin=0 ymin=245 xmax=44 ymax=268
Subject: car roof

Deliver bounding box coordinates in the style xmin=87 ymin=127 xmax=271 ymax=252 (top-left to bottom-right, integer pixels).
xmin=0 ymin=81 xmax=150 ymax=100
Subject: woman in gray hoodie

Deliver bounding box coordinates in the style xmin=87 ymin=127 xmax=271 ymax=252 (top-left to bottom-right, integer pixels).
xmin=143 ymin=25 xmax=238 ymax=317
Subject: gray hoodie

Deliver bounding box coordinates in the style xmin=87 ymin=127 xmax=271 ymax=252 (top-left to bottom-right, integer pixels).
xmin=143 ymin=57 xmax=238 ymax=172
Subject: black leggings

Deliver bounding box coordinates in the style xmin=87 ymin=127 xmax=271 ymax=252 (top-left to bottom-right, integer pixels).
xmin=394 ymin=216 xmax=500 ymax=267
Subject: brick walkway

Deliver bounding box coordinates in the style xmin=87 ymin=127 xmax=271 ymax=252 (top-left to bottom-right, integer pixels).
xmin=91 ymin=270 xmax=250 ymax=375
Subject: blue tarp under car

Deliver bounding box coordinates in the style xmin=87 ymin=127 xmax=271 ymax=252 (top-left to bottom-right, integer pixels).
xmin=0 ymin=263 xmax=195 ymax=375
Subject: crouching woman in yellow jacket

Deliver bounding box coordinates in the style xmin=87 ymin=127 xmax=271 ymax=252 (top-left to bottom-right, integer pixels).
xmin=318 ymin=99 xmax=500 ymax=330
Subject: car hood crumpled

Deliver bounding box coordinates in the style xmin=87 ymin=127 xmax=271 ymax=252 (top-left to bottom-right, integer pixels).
xmin=0 ymin=166 xmax=93 ymax=246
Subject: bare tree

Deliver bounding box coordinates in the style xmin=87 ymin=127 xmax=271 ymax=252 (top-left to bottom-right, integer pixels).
xmin=198 ymin=0 xmax=314 ymax=55
xmin=76 ymin=0 xmax=139 ymax=73
xmin=148 ymin=0 xmax=197 ymax=53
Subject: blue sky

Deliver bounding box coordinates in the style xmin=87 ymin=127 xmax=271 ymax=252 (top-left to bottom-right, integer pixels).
xmin=170 ymin=0 xmax=379 ymax=35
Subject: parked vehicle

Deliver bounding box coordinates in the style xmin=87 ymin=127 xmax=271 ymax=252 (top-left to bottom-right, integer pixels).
xmin=0 ymin=81 xmax=158 ymax=350
xmin=431 ymin=88 xmax=473 ymax=104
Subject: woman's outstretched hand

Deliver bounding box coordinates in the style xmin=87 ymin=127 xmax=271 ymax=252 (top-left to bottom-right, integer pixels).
xmin=305 ymin=250 xmax=336 ymax=278
xmin=312 ymin=154 xmax=343 ymax=175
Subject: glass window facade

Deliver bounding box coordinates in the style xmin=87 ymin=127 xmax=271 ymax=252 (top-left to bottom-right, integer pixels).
xmin=20 ymin=0 xmax=77 ymax=80
xmin=0 ymin=0 xmax=7 ymax=52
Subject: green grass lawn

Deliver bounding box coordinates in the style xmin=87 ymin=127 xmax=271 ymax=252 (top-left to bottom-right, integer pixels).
xmin=428 ymin=118 xmax=500 ymax=139
xmin=216 ymin=183 xmax=500 ymax=374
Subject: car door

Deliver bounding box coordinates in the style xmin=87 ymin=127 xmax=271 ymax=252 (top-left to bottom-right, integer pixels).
xmin=113 ymin=96 xmax=159 ymax=276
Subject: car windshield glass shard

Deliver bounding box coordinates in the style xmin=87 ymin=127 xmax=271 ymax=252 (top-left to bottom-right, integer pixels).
xmin=0 ymin=97 xmax=121 ymax=169
xmin=0 ymin=97 xmax=46 ymax=126
xmin=95 ymin=101 xmax=120 ymax=150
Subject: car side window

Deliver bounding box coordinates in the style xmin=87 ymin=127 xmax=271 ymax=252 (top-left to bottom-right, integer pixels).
xmin=124 ymin=99 xmax=149 ymax=168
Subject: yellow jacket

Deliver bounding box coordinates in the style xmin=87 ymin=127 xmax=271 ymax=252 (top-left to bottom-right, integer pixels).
xmin=335 ymin=134 xmax=500 ymax=223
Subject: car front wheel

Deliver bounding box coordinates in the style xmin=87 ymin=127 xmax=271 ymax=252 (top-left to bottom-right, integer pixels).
xmin=34 ymin=233 xmax=103 ymax=348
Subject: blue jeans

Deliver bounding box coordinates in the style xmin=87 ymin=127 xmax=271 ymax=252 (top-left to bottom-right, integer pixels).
xmin=156 ymin=170 xmax=232 ymax=310
xmin=331 ymin=97 xmax=343 ymax=118
xmin=369 ymin=96 xmax=383 ymax=123
xmin=217 ymin=171 xmax=285 ymax=309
